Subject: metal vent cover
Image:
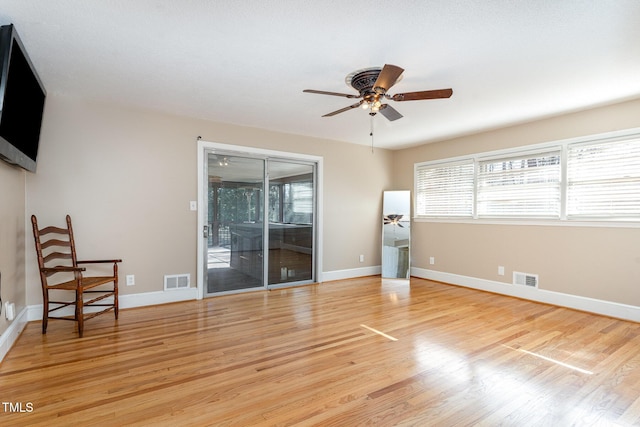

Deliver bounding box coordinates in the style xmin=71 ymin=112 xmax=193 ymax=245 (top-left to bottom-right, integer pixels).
xmin=164 ymin=274 xmax=190 ymax=291
xmin=513 ymin=271 xmax=539 ymax=288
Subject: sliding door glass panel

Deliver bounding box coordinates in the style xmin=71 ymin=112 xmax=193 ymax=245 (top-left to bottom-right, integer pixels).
xmin=206 ymin=154 xmax=265 ymax=294
xmin=267 ymin=160 xmax=315 ymax=286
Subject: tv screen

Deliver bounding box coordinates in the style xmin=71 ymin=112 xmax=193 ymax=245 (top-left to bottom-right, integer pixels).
xmin=0 ymin=24 xmax=46 ymax=172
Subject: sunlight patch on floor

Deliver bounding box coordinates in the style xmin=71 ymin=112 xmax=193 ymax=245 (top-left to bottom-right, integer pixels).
xmin=360 ymin=324 xmax=398 ymax=341
xmin=503 ymin=344 xmax=593 ymax=375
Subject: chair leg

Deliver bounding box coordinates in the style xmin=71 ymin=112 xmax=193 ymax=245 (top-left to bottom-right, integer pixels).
xmin=114 ymin=280 xmax=119 ymax=320
xmin=76 ymin=287 xmax=84 ymax=338
xmin=42 ymin=289 xmax=49 ymax=334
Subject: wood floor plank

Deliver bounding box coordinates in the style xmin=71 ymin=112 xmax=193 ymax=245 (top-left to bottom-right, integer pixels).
xmin=1 ymin=277 xmax=639 ymax=426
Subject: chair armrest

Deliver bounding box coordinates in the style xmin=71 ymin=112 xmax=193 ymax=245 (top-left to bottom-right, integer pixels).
xmin=42 ymin=266 xmax=86 ymax=273
xmin=77 ymin=259 xmax=122 ymax=264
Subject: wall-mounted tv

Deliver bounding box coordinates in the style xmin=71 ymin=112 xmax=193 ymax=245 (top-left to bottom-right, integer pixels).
xmin=0 ymin=24 xmax=46 ymax=173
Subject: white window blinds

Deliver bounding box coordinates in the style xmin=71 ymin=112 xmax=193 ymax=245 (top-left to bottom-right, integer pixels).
xmin=567 ymin=137 xmax=640 ymax=220
xmin=477 ymin=151 xmax=561 ymax=218
xmin=415 ymin=160 xmax=474 ymax=217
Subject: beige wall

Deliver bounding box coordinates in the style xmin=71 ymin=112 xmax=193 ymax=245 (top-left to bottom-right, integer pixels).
xmin=393 ymin=98 xmax=640 ymax=307
xmin=3 ymin=93 xmax=640 ymax=338
xmin=24 ymin=94 xmax=394 ymax=305
xmin=0 ymin=160 xmax=26 ymax=336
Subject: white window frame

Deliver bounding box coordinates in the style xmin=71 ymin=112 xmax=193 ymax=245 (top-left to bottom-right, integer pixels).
xmin=414 ymin=127 xmax=640 ymax=228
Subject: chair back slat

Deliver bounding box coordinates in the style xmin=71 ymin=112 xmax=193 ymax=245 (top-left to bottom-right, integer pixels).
xmin=39 ymin=225 xmax=69 ymax=236
xmin=41 ymin=238 xmax=71 ymax=250
xmin=43 ymin=251 xmax=73 ymax=264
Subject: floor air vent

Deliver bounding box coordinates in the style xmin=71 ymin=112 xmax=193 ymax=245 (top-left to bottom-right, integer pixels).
xmin=164 ymin=274 xmax=190 ymax=291
xmin=513 ymin=271 xmax=538 ymax=288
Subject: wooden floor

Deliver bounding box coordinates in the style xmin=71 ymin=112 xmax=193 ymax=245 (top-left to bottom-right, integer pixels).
xmin=1 ymin=277 xmax=640 ymax=426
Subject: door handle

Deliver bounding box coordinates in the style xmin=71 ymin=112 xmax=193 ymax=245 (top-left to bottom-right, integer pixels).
xmin=203 ymin=225 xmax=210 ymax=238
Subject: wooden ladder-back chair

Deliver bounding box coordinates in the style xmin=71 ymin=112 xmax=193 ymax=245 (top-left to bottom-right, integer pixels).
xmin=31 ymin=215 xmax=122 ymax=338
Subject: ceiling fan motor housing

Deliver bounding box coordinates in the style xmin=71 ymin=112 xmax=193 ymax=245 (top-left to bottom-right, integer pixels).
xmin=348 ymin=68 xmax=382 ymax=93
xmin=347 ymin=68 xmax=387 ymax=103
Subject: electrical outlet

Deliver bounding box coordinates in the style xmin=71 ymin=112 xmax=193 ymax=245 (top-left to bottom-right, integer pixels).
xmin=429 ymin=257 xmax=435 ymax=265
xmin=5 ymin=301 xmax=15 ymax=321
xmin=126 ymin=275 xmax=135 ymax=286
xmin=498 ymin=266 xmax=505 ymax=276
xmin=359 ymin=254 xmax=364 ymax=263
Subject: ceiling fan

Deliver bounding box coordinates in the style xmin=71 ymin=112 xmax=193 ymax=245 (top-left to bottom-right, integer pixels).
xmin=303 ymin=64 xmax=453 ymax=121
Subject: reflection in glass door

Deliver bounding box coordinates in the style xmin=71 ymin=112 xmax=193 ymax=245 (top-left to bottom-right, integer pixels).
xmin=205 ymin=153 xmax=316 ymax=295
xmin=206 ymin=155 xmax=265 ymax=294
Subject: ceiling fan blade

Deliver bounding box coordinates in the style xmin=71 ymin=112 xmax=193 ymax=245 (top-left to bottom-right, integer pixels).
xmin=391 ymin=88 xmax=453 ymax=101
xmin=322 ymin=101 xmax=364 ymax=117
xmin=303 ymin=89 xmax=359 ymax=99
xmin=373 ymin=64 xmax=404 ymax=93
xmin=378 ymin=104 xmax=403 ymax=121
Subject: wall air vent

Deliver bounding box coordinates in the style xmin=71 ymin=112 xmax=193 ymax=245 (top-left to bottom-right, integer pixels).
xmin=164 ymin=274 xmax=190 ymax=291
xmin=513 ymin=271 xmax=538 ymax=288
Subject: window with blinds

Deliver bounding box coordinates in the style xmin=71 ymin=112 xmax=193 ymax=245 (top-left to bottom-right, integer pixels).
xmin=415 ymin=160 xmax=474 ymax=217
xmin=477 ymin=151 xmax=561 ymax=218
xmin=567 ymin=137 xmax=640 ymax=220
xmin=286 ymin=181 xmax=313 ymax=223
xmin=414 ymin=129 xmax=640 ymax=224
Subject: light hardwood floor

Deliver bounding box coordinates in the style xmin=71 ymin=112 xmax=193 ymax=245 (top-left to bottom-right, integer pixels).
xmin=1 ymin=277 xmax=640 ymax=426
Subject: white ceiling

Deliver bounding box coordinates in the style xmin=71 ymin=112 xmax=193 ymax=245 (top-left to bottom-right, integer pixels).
xmin=1 ymin=0 xmax=639 ymax=150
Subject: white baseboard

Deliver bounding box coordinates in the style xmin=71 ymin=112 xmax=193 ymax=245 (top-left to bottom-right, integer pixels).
xmin=322 ymin=265 xmax=381 ymax=282
xmin=118 ymin=288 xmax=199 ymax=309
xmin=0 ymin=305 xmax=29 ymax=363
xmin=26 ymin=287 xmax=199 ymax=322
xmin=412 ymin=267 xmax=640 ymax=323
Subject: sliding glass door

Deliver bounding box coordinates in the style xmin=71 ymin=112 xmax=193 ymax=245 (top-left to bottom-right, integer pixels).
xmin=204 ymin=152 xmax=316 ymax=295
xmin=206 ymin=155 xmax=265 ymax=293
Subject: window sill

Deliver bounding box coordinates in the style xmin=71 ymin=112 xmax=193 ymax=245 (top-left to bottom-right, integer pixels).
xmin=412 ymin=217 xmax=640 ymax=229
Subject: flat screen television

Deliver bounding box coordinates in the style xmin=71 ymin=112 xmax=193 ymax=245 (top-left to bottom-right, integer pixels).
xmin=0 ymin=24 xmax=46 ymax=173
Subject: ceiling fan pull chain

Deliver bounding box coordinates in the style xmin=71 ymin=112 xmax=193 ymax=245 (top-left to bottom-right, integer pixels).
xmin=370 ymin=115 xmax=374 ymax=153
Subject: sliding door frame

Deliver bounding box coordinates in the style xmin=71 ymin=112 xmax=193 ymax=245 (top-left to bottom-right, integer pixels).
xmin=196 ymin=140 xmax=324 ymax=299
